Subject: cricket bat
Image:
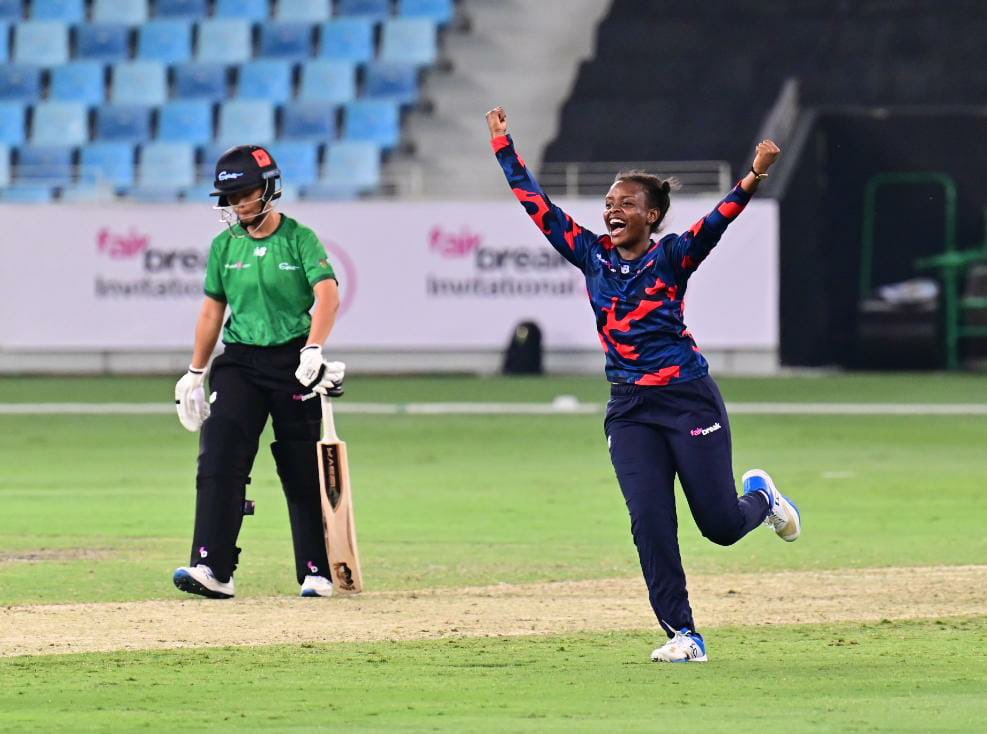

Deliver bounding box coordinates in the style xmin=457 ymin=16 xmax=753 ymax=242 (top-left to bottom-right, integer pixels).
xmin=316 ymin=391 xmax=363 ymax=594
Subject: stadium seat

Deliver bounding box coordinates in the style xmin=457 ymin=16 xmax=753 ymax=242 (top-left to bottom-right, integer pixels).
xmin=298 ymin=59 xmax=356 ymax=104
xmin=267 ymin=141 xmax=319 ymax=185
xmin=281 ymin=101 xmax=337 ymax=141
xmin=158 ymin=99 xmax=213 ymax=143
xmin=399 ymin=0 xmax=454 ymax=25
xmin=0 ymin=65 xmax=41 ymax=101
xmin=1 ymin=184 xmax=53 ymax=202
xmin=60 ymin=183 xmax=116 ymax=202
xmin=0 ymin=0 xmax=21 ymax=21
xmin=344 ymin=99 xmax=400 ymax=149
xmin=79 ymin=141 xmax=134 ymax=186
xmin=138 ymin=141 xmax=195 ymax=188
xmin=137 ymin=19 xmax=193 ymax=63
xmin=95 ymin=105 xmax=152 ymax=142
xmin=92 ymin=0 xmax=148 ymax=24
xmin=16 ymin=145 xmax=73 ymax=186
xmin=75 ymin=24 xmax=131 ymax=62
xmin=217 ymin=99 xmax=275 ymax=146
xmin=311 ymin=140 xmax=381 ymax=198
xmin=319 ymin=18 xmax=376 ymax=62
xmin=196 ymin=19 xmax=252 ymax=64
xmin=274 ymin=0 xmax=331 ymax=22
xmin=31 ymin=0 xmax=84 ymax=22
xmin=173 ymin=63 xmax=228 ymax=100
xmin=14 ymin=21 xmax=69 ymax=66
xmin=215 ymin=0 xmax=268 ymax=21
xmin=237 ymin=60 xmax=294 ymax=104
xmin=111 ymin=61 xmax=167 ymax=106
xmin=0 ymin=21 xmax=7 ymax=61
xmin=258 ymin=22 xmax=314 ymax=59
xmin=0 ymin=101 xmax=25 ymax=144
xmin=31 ymin=101 xmax=89 ymax=146
xmin=364 ymin=61 xmax=419 ymax=104
xmin=338 ymin=0 xmax=390 ymax=20
xmin=155 ymin=0 xmax=208 ymax=18
xmin=198 ymin=141 xmax=231 ymax=170
xmin=0 ymin=144 xmax=9 ymax=186
xmin=49 ymin=62 xmax=105 ymax=104
xmin=379 ymin=18 xmax=436 ymax=65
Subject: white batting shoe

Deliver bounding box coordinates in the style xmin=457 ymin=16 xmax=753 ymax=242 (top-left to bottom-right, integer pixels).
xmin=742 ymin=469 xmax=801 ymax=541
xmin=651 ymin=628 xmax=708 ymax=663
xmin=300 ymin=575 xmax=334 ymax=597
xmin=173 ymin=564 xmax=235 ymax=599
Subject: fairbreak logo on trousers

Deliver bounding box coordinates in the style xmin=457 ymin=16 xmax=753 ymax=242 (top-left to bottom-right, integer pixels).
xmin=690 ymin=422 xmax=722 ymax=437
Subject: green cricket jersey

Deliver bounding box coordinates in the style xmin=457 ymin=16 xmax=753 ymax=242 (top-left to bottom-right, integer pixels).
xmin=204 ymin=215 xmax=337 ymax=347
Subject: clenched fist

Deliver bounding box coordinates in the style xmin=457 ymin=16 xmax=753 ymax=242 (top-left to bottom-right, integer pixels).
xmin=752 ymin=139 xmax=781 ymax=175
xmin=486 ymin=106 xmax=508 ymax=139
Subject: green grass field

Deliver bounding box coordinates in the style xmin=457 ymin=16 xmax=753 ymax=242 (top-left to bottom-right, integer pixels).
xmin=1 ymin=374 xmax=985 ymax=732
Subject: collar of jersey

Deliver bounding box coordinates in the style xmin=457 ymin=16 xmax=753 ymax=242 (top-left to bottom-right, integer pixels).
xmin=613 ymin=238 xmax=659 ymax=266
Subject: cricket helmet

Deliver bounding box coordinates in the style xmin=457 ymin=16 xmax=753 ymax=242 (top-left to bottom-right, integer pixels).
xmin=210 ymin=145 xmax=282 ymax=207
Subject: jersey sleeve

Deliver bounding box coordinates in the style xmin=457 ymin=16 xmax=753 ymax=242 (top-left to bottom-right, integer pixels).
xmin=203 ymin=236 xmax=226 ymax=301
xmin=665 ymin=182 xmax=753 ymax=281
xmin=298 ymin=227 xmax=337 ymax=287
xmin=492 ymin=134 xmax=599 ymax=272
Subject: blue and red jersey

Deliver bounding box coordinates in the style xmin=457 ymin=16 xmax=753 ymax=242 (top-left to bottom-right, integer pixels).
xmin=492 ymin=134 xmax=753 ymax=386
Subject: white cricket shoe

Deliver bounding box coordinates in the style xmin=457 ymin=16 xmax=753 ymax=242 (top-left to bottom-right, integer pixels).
xmin=651 ymin=628 xmax=708 ymax=663
xmin=742 ymin=468 xmax=801 ymax=542
xmin=300 ymin=574 xmax=334 ymax=598
xmin=173 ymin=564 xmax=235 ymax=599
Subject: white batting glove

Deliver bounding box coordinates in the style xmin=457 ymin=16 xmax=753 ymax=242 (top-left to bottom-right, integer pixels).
xmin=175 ymin=366 xmax=209 ymax=432
xmin=295 ymin=344 xmax=327 ymax=388
xmin=314 ymin=361 xmax=345 ymax=396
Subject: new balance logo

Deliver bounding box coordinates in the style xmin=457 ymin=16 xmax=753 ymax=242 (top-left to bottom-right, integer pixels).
xmin=690 ymin=422 xmax=721 ymax=437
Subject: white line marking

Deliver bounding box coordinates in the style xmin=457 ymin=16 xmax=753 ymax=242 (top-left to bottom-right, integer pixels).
xmin=1 ymin=402 xmax=987 ymax=416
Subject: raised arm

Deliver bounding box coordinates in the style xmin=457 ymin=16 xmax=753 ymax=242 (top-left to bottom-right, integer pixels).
xmin=667 ymin=139 xmax=781 ymax=280
xmin=487 ymin=106 xmax=598 ymax=271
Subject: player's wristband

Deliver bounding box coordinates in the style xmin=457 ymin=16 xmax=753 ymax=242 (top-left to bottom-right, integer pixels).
xmin=750 ymin=167 xmax=769 ymax=180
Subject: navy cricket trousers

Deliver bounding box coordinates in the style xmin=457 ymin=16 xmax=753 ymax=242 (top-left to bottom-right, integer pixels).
xmin=604 ymin=376 xmax=769 ymax=636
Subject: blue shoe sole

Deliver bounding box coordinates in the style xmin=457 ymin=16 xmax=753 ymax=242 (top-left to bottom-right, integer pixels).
xmin=173 ymin=569 xmax=233 ymax=599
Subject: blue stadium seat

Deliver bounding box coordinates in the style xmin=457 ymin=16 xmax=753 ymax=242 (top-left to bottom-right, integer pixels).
xmin=155 ymin=0 xmax=208 ymax=18
xmin=344 ymin=99 xmax=400 ymax=149
xmin=111 ymin=61 xmax=167 ymax=105
xmin=0 ymin=0 xmax=21 ymax=21
xmin=49 ymin=62 xmax=105 ymax=104
xmin=31 ymin=101 xmax=89 ymax=146
xmin=0 ymin=144 xmax=9 ymax=186
xmin=198 ymin=141 xmax=231 ymax=170
xmin=173 ymin=63 xmax=227 ymax=100
xmin=281 ymin=101 xmax=337 ymax=141
xmin=338 ymin=0 xmax=390 ymax=20
xmin=267 ymin=141 xmax=318 ymax=185
xmin=379 ymin=18 xmax=436 ymax=65
xmin=298 ymin=59 xmax=355 ymax=104
xmin=31 ymin=0 xmax=84 ymax=22
xmin=0 ymin=65 xmax=41 ymax=101
xmin=138 ymin=141 xmax=195 ymax=188
xmin=75 ymin=24 xmax=131 ymax=62
xmin=237 ymin=59 xmax=294 ymax=104
xmin=158 ymin=99 xmax=213 ymax=143
xmin=0 ymin=101 xmax=25 ymax=144
xmin=399 ymin=0 xmax=454 ymax=25
xmin=319 ymin=18 xmax=375 ymax=62
xmin=92 ymin=0 xmax=148 ymax=24
xmin=60 ymin=184 xmax=116 ymax=202
xmin=311 ymin=140 xmax=381 ymax=198
xmin=138 ymin=19 xmax=192 ymax=63
xmin=1 ymin=184 xmax=53 ymax=202
xmin=196 ymin=19 xmax=252 ymax=64
xmin=0 ymin=21 xmax=8 ymax=61
xmin=258 ymin=22 xmax=313 ymax=59
xmin=96 ymin=105 xmax=152 ymax=142
xmin=215 ymin=0 xmax=267 ymax=21
xmin=14 ymin=21 xmax=69 ymax=66
xmin=217 ymin=99 xmax=275 ymax=146
xmin=16 ymin=145 xmax=73 ymax=186
xmin=275 ymin=0 xmax=330 ymax=22
xmin=79 ymin=141 xmax=134 ymax=186
xmin=364 ymin=61 xmax=418 ymax=104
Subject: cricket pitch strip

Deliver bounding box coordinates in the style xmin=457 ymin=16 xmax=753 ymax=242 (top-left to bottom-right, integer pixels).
xmin=2 ymin=565 xmax=985 ymax=658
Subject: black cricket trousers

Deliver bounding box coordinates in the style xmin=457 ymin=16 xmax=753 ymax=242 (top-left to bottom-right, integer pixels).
xmin=604 ymin=376 xmax=768 ymax=636
xmin=191 ymin=337 xmax=330 ymax=584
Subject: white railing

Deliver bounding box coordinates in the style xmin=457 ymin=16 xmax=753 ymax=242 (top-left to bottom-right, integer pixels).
xmin=536 ymin=160 xmax=734 ymax=197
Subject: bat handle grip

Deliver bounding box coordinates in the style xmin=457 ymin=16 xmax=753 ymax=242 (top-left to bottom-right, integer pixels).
xmin=320 ymin=394 xmax=339 ymax=442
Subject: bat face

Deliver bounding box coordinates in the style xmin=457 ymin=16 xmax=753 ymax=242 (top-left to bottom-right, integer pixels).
xmin=317 ymin=438 xmax=363 ymax=594
xmin=318 ymin=441 xmax=343 ymax=510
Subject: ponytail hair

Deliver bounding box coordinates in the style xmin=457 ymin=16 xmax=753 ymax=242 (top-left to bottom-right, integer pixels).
xmin=613 ymin=171 xmax=680 ymax=233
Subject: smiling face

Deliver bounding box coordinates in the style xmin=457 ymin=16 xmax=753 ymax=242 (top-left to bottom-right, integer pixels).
xmin=603 ymin=180 xmax=660 ymax=250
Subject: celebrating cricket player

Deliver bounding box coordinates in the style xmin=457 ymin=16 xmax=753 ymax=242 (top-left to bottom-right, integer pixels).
xmin=486 ymin=106 xmax=800 ymax=662
xmin=172 ymin=145 xmax=343 ymax=599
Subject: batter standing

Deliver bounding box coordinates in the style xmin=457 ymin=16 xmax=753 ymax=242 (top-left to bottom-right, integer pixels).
xmin=173 ymin=145 xmax=344 ymax=599
xmin=486 ymin=107 xmax=801 ymax=662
